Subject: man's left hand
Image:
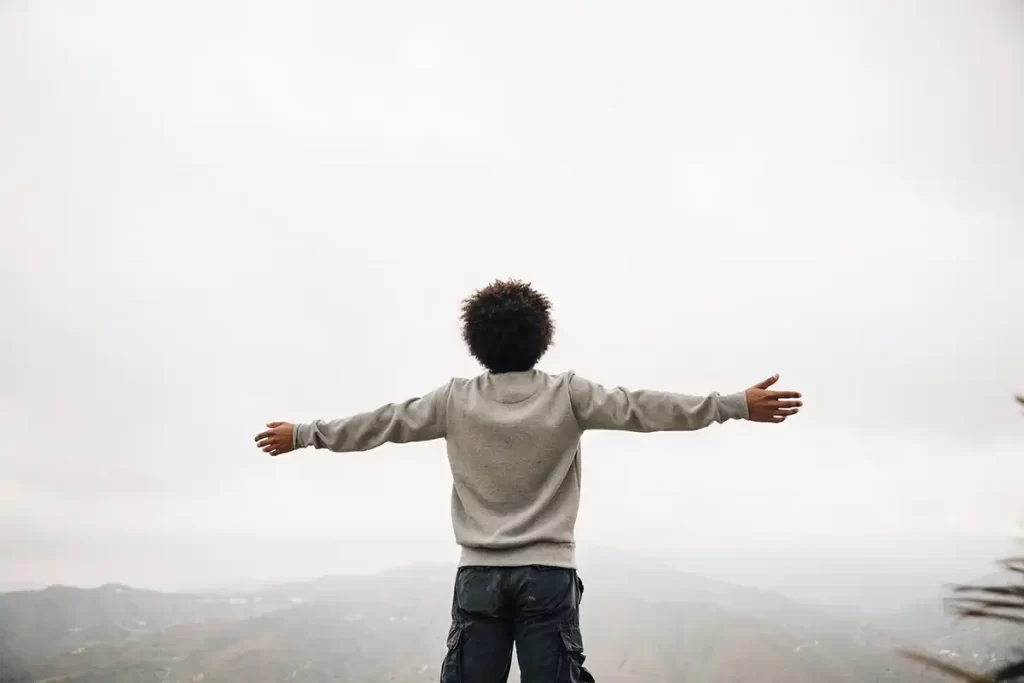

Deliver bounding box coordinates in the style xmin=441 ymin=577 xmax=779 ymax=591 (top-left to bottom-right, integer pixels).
xmin=255 ymin=422 xmax=295 ymax=456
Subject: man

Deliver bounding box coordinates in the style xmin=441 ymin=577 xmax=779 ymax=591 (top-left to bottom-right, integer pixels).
xmin=255 ymin=279 xmax=802 ymax=682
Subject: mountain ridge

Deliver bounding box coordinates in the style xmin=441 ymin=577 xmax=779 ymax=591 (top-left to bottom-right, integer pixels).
xmin=2 ymin=552 xmax=990 ymax=682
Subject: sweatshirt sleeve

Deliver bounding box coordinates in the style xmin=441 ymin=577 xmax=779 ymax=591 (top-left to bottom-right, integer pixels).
xmin=568 ymin=373 xmax=748 ymax=432
xmin=292 ymin=381 xmax=452 ymax=452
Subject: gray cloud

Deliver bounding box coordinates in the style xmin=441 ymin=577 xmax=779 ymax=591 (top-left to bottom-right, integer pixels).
xmin=2 ymin=0 xmax=1022 ymax=590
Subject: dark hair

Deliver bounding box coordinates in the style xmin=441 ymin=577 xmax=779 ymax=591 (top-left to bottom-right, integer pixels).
xmin=460 ymin=279 xmax=554 ymax=373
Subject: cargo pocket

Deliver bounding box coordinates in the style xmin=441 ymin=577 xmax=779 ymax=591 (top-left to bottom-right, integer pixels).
xmin=440 ymin=621 xmax=464 ymax=682
xmin=557 ymin=625 xmax=596 ymax=683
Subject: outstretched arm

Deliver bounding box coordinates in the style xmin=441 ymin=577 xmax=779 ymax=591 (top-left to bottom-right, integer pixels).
xmin=569 ymin=373 xmax=801 ymax=432
xmin=255 ymin=381 xmax=452 ymax=456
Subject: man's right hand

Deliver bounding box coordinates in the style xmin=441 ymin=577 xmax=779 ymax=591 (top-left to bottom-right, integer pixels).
xmin=745 ymin=375 xmax=802 ymax=423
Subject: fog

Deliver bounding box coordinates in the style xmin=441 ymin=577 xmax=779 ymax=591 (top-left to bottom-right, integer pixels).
xmin=2 ymin=0 xmax=1023 ymax=605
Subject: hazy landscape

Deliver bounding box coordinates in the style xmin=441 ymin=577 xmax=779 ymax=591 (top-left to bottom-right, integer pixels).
xmin=2 ymin=544 xmax=1019 ymax=683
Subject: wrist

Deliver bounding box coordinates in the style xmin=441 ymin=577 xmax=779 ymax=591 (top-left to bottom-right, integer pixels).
xmin=292 ymin=423 xmax=310 ymax=449
xmin=721 ymin=392 xmax=750 ymax=421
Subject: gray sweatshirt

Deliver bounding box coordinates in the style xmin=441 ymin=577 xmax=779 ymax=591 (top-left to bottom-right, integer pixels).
xmin=293 ymin=370 xmax=749 ymax=568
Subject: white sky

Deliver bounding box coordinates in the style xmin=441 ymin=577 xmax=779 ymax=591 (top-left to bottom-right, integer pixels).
xmin=2 ymin=0 xmax=1023 ymax=592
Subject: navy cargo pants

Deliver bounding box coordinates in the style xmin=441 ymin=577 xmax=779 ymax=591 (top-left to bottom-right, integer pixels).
xmin=440 ymin=566 xmax=596 ymax=682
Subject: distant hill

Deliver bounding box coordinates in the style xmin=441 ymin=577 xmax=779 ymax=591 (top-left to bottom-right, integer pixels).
xmin=0 ymin=553 xmax=1004 ymax=683
xmin=0 ymin=582 xmax=291 ymax=681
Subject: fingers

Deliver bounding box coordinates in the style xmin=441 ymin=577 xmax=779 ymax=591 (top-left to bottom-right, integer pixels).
xmin=259 ymin=440 xmax=285 ymax=455
xmin=751 ymin=413 xmax=789 ymax=423
xmin=755 ymin=374 xmax=780 ymax=390
xmin=764 ymin=399 xmax=803 ymax=409
xmin=767 ymin=390 xmax=802 ymax=400
xmin=753 ymin=410 xmax=797 ymax=422
xmin=255 ymin=422 xmax=287 ymax=443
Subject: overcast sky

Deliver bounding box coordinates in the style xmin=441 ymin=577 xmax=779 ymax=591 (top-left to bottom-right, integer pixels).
xmin=2 ymin=0 xmax=1023 ymax=593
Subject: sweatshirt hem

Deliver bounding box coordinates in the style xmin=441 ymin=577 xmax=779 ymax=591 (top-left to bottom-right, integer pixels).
xmin=458 ymin=542 xmax=577 ymax=569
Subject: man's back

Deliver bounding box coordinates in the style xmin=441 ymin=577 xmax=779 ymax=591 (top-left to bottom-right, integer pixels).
xmin=446 ymin=370 xmax=586 ymax=569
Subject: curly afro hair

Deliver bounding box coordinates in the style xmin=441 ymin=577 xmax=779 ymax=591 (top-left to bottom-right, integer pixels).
xmin=460 ymin=279 xmax=554 ymax=373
